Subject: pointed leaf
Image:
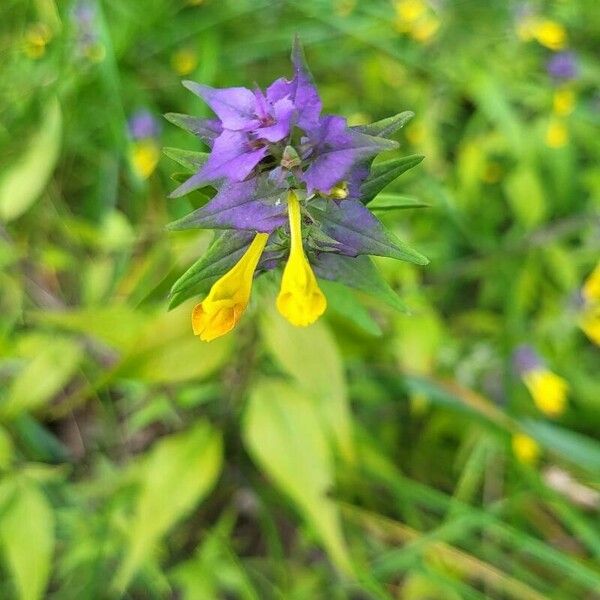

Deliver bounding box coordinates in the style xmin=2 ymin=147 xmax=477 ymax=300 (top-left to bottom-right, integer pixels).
xmin=313 ymin=254 xmax=407 ymax=313
xmin=164 ymin=113 xmax=221 ymax=143
xmin=361 ymin=154 xmax=424 ymax=204
xmin=114 ymin=422 xmax=222 ymax=592
xmin=369 ymin=193 xmax=429 ymax=211
xmin=167 ymin=177 xmax=286 ymax=233
xmin=0 ymin=98 xmax=62 ymax=221
xmin=0 ymin=481 xmax=54 ymax=600
xmin=163 ymin=147 xmax=209 ymax=173
xmin=309 ymin=199 xmax=428 ymax=265
xmin=243 ymin=380 xmax=353 ymax=575
xmin=351 ymin=111 xmax=414 ymax=138
xmin=260 ymin=309 xmax=354 ymax=461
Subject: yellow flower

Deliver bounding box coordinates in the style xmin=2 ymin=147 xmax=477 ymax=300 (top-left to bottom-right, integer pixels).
xmin=410 ymin=14 xmax=440 ymax=43
xmin=579 ymin=306 xmax=600 ymax=346
xmin=532 ymin=19 xmax=567 ymax=51
xmin=545 ymin=120 xmax=568 ymax=148
xmin=395 ymin=0 xmax=426 ymax=24
xmin=523 ymin=368 xmax=568 ymax=417
xmin=171 ymin=48 xmax=198 ymax=76
xmin=512 ymin=433 xmax=541 ymax=464
xmin=582 ymin=262 xmax=600 ymax=303
xmin=131 ymin=140 xmax=160 ymax=179
xmin=276 ymin=191 xmax=327 ymax=327
xmin=23 ymin=23 xmax=52 ymax=59
xmin=553 ymin=88 xmax=575 ymax=117
xmin=192 ymin=233 xmax=269 ymax=341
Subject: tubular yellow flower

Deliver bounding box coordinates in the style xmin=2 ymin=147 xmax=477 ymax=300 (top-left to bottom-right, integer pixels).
xmin=192 ymin=232 xmax=269 ymax=341
xmin=276 ymin=191 xmax=327 ymax=327
xmin=512 ymin=433 xmax=541 ymax=464
xmin=523 ymin=368 xmax=568 ymax=417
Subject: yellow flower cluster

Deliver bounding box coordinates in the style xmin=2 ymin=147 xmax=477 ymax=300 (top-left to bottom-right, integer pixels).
xmin=394 ymin=0 xmax=440 ymax=44
xmin=518 ymin=17 xmax=567 ymax=50
xmin=523 ymin=368 xmax=569 ymax=417
xmin=579 ymin=262 xmax=600 ymax=346
xmin=546 ymin=88 xmax=576 ymax=149
xmin=192 ymin=191 xmax=327 ymax=341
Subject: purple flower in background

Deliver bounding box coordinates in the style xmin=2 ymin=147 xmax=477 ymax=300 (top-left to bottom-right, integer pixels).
xmin=547 ymin=51 xmax=579 ymax=80
xmin=71 ymin=0 xmax=105 ymax=62
xmin=128 ymin=110 xmax=161 ymax=140
xmin=166 ymin=37 xmax=427 ymax=340
xmin=513 ymin=344 xmax=543 ymax=376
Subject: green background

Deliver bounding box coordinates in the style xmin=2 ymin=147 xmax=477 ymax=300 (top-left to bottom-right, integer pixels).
xmin=1 ymin=0 xmax=599 ymax=598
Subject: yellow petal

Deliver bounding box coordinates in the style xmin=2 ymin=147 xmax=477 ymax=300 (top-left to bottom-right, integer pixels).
xmin=192 ymin=232 xmax=268 ymax=341
xmin=545 ymin=120 xmax=568 ymax=149
xmin=131 ymin=140 xmax=160 ymax=179
xmin=582 ymin=261 xmax=600 ymax=303
xmin=579 ymin=305 xmax=600 ymax=346
xmin=532 ymin=20 xmax=567 ymax=51
xmin=523 ymin=368 xmax=568 ymax=417
xmin=276 ymin=191 xmax=326 ymax=327
xmin=512 ymin=433 xmax=541 ymax=464
xmin=553 ymin=88 xmax=576 ymax=117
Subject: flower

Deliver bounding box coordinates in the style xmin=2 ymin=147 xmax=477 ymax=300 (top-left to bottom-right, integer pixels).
xmin=71 ymin=1 xmax=105 ymax=63
xmin=552 ymin=88 xmax=575 ymax=117
xmin=532 ymin=19 xmax=567 ymax=51
xmin=23 ymin=23 xmax=52 ymax=59
xmin=128 ymin=110 xmax=161 ymax=179
xmin=577 ymin=262 xmax=600 ymax=346
xmin=547 ymin=51 xmax=579 ymax=80
xmin=513 ymin=345 xmax=568 ymax=417
xmin=171 ymin=48 xmax=198 ymax=76
xmin=192 ymin=233 xmax=269 ymax=341
xmin=167 ymin=38 xmax=427 ymax=339
xmin=394 ymin=0 xmax=440 ymax=43
xmin=545 ymin=119 xmax=568 ymax=148
xmin=276 ymin=191 xmax=327 ymax=326
xmin=512 ymin=433 xmax=541 ymax=464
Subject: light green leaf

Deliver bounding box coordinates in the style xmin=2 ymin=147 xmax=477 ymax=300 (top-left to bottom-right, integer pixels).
xmin=361 ymin=155 xmax=424 ymax=204
xmin=369 ymin=193 xmax=428 ymax=212
xmin=503 ymin=167 xmax=546 ymax=229
xmin=0 ymin=480 xmax=55 ymax=600
xmin=114 ymin=421 xmax=223 ymax=592
xmin=243 ymin=380 xmax=353 ymax=575
xmin=2 ymin=337 xmax=81 ymax=419
xmin=261 ymin=309 xmax=354 ymax=461
xmin=321 ymin=280 xmax=382 ymax=337
xmin=0 ymin=98 xmax=62 ymax=222
xmin=163 ymin=147 xmax=209 ymax=173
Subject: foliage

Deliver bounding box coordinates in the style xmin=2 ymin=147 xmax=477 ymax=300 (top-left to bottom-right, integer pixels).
xmin=0 ymin=0 xmax=599 ymax=598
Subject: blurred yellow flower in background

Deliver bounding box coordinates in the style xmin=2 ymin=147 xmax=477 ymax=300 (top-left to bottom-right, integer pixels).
xmin=553 ymin=88 xmax=576 ymax=116
xmin=523 ymin=369 xmax=569 ymax=417
xmin=545 ymin=119 xmax=568 ymax=148
xmin=171 ymin=48 xmax=198 ymax=76
xmin=532 ymin=20 xmax=567 ymax=50
xmin=23 ymin=23 xmax=52 ymax=59
xmin=512 ymin=433 xmax=541 ymax=464
xmin=579 ymin=262 xmax=600 ymax=346
xmin=131 ymin=140 xmax=160 ymax=179
xmin=395 ymin=0 xmax=440 ymax=43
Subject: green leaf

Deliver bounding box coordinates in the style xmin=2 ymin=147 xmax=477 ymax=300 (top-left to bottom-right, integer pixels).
xmin=169 ymin=230 xmax=255 ymax=309
xmin=114 ymin=421 xmax=223 ymax=592
xmin=2 ymin=337 xmax=81 ymax=419
xmin=369 ymin=193 xmax=429 ymax=212
xmin=163 ymin=147 xmax=209 ymax=173
xmin=503 ymin=167 xmax=546 ymax=229
xmin=351 ymin=111 xmax=414 ymax=138
xmin=243 ymin=380 xmax=353 ymax=575
xmin=361 ymin=155 xmax=424 ymax=204
xmin=260 ymin=309 xmax=354 ymax=461
xmin=0 ymin=480 xmax=55 ymax=600
xmin=0 ymin=98 xmax=62 ymax=221
xmin=309 ymin=199 xmax=428 ymax=265
xmin=314 ymin=254 xmax=407 ymax=313
xmin=320 ymin=280 xmax=382 ymax=336
xmin=521 ymin=419 xmax=600 ymax=473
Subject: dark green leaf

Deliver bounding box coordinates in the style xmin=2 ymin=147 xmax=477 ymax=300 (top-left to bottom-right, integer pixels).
xmin=361 ymin=155 xmax=424 ymax=204
xmin=163 ymin=147 xmax=209 ymax=173
xmin=352 ymin=111 xmax=414 ymax=138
